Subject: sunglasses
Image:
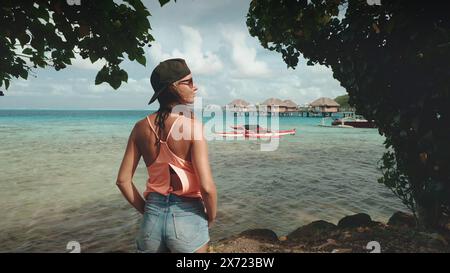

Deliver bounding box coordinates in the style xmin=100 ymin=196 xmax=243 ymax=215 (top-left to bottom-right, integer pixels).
xmin=175 ymin=78 xmax=194 ymax=88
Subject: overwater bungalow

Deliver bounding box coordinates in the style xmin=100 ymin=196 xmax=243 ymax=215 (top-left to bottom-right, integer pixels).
xmin=222 ymin=97 xmax=344 ymax=118
xmin=226 ymin=99 xmax=251 ymax=112
xmin=309 ymin=97 xmax=340 ymax=116
xmin=260 ymin=97 xmax=287 ymax=112
xmin=282 ymin=99 xmax=299 ymax=112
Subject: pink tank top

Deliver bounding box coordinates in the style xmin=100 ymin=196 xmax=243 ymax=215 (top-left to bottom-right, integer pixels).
xmin=143 ymin=115 xmax=202 ymax=199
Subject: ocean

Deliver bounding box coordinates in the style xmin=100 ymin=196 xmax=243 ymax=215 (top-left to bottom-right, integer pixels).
xmin=0 ymin=109 xmax=406 ymax=252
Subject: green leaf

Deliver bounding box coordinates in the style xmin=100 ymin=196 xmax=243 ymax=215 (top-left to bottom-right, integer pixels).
xmin=128 ymin=51 xmax=136 ymax=61
xmin=1 ymin=0 xmax=158 ymax=95
xmin=118 ymin=69 xmax=128 ymax=82
xmin=89 ymin=53 xmax=99 ymax=63
xmin=108 ymin=77 xmax=122 ymax=89
xmin=18 ymin=33 xmax=31 ymax=47
xmin=19 ymin=69 xmax=28 ymax=80
xmin=22 ymin=48 xmax=33 ymax=55
xmin=51 ymin=50 xmax=59 ymax=59
xmin=158 ymin=0 xmax=171 ymax=7
xmin=36 ymin=59 xmax=47 ymax=68
xmin=5 ymin=79 xmax=10 ymax=90
xmin=112 ymin=20 xmax=122 ymax=28
xmin=95 ymin=66 xmax=109 ymax=85
xmin=136 ymin=54 xmax=146 ymax=66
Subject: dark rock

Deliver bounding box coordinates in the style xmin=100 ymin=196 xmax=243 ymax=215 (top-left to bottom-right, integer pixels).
xmin=419 ymin=232 xmax=448 ymax=248
xmin=337 ymin=213 xmax=373 ymax=228
xmin=287 ymin=220 xmax=338 ymax=242
xmin=388 ymin=211 xmax=417 ymax=228
xmin=313 ymin=239 xmax=338 ymax=250
xmin=239 ymin=229 xmax=279 ymax=242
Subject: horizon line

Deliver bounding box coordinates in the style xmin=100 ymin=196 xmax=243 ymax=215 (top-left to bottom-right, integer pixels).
xmin=0 ymin=108 xmax=159 ymax=111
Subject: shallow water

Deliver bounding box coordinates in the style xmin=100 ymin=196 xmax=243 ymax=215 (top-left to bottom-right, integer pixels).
xmin=0 ymin=110 xmax=406 ymax=252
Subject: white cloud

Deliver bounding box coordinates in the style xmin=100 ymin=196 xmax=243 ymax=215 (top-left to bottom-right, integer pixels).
xmin=15 ymin=43 xmax=106 ymax=71
xmin=69 ymin=46 xmax=107 ymax=70
xmin=122 ymin=78 xmax=151 ymax=94
xmin=88 ymin=83 xmax=110 ymax=94
xmin=71 ymin=55 xmax=106 ymax=70
xmin=148 ymin=26 xmax=223 ymax=75
xmin=6 ymin=90 xmax=44 ymax=97
xmin=84 ymin=77 xmax=150 ymax=95
xmin=15 ymin=80 xmax=30 ymax=88
xmin=221 ymin=27 xmax=271 ymax=78
xmin=229 ymin=88 xmax=237 ymax=99
xmin=308 ymin=64 xmax=333 ymax=74
xmin=148 ymin=43 xmax=172 ymax=63
xmin=49 ymin=83 xmax=74 ymax=96
xmin=12 ymin=43 xmax=104 ymax=75
xmin=68 ymin=78 xmax=88 ymax=82
xmin=2 ymin=1 xmax=348 ymax=109
xmin=195 ymin=83 xmax=209 ymax=99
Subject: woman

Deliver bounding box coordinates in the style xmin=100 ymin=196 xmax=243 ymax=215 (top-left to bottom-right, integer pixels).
xmin=116 ymin=58 xmax=217 ymax=253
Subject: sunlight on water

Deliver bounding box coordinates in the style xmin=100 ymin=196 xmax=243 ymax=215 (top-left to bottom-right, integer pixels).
xmin=0 ymin=110 xmax=406 ymax=252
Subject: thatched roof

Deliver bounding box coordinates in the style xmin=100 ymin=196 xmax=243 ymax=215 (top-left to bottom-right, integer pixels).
xmin=261 ymin=98 xmax=286 ymax=106
xmin=283 ymin=99 xmax=298 ymax=108
xmin=228 ymin=99 xmax=250 ymax=107
xmin=310 ymin=97 xmax=340 ymax=107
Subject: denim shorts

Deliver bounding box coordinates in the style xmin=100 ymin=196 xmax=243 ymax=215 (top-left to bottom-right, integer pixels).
xmin=136 ymin=192 xmax=209 ymax=253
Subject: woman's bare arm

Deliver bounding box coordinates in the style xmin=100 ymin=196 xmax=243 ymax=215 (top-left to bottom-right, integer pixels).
xmin=116 ymin=125 xmax=145 ymax=214
xmin=191 ymin=120 xmax=217 ymax=227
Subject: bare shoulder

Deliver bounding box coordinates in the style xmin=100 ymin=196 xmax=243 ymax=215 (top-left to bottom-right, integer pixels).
xmin=188 ymin=116 xmax=205 ymax=141
xmin=134 ymin=118 xmax=147 ymax=130
xmin=132 ymin=116 xmax=152 ymax=138
xmin=176 ymin=115 xmax=203 ymax=142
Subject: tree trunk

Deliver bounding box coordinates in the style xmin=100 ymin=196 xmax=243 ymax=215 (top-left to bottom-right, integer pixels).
xmin=415 ymin=201 xmax=442 ymax=230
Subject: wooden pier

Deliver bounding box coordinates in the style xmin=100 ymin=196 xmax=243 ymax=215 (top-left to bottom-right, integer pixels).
xmin=228 ymin=110 xmax=335 ymax=117
xmin=222 ymin=97 xmax=353 ymax=118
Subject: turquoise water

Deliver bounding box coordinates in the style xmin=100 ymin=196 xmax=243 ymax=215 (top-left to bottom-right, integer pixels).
xmin=0 ymin=110 xmax=406 ymax=252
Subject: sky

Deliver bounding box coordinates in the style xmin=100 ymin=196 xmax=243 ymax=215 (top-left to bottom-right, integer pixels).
xmin=0 ymin=0 xmax=347 ymax=110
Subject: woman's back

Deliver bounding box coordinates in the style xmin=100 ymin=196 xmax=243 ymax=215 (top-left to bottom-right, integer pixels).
xmin=134 ymin=113 xmax=193 ymax=167
xmin=116 ymin=58 xmax=217 ymax=253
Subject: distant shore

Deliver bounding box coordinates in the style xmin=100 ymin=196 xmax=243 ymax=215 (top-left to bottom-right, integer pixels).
xmin=209 ymin=212 xmax=450 ymax=253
